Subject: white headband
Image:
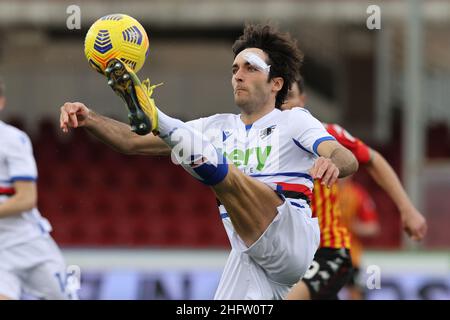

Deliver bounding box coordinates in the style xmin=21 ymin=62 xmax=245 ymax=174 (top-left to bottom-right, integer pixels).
xmin=243 ymin=52 xmax=271 ymax=74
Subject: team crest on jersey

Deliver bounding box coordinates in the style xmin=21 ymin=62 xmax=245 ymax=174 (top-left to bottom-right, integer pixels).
xmin=222 ymin=130 xmax=233 ymax=142
xmin=259 ymin=125 xmax=276 ymax=140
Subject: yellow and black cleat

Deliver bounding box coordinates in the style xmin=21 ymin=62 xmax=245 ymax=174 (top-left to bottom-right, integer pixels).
xmin=105 ymin=59 xmax=161 ymax=135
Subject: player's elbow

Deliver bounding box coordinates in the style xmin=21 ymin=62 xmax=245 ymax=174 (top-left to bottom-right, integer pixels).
xmin=349 ymin=154 xmax=359 ymax=174
xmin=336 ymin=148 xmax=358 ymax=178
xmin=345 ymin=147 xmax=359 ymax=175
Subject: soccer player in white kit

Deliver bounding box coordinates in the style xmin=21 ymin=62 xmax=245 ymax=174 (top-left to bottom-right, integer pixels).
xmin=60 ymin=24 xmax=358 ymax=299
xmin=0 ymin=79 xmax=75 ymax=300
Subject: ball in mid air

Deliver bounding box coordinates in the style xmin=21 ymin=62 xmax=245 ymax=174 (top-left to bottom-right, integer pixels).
xmin=84 ymin=14 xmax=149 ymax=74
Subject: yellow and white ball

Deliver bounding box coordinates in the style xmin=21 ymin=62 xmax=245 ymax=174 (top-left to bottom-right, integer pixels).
xmin=84 ymin=14 xmax=149 ymax=74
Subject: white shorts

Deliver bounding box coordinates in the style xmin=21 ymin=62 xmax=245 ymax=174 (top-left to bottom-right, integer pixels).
xmin=214 ymin=200 xmax=320 ymax=300
xmin=0 ymin=236 xmax=72 ymax=300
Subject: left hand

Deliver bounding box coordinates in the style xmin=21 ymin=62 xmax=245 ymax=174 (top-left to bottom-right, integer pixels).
xmin=309 ymin=156 xmax=340 ymax=188
xmin=401 ymin=207 xmax=428 ymax=241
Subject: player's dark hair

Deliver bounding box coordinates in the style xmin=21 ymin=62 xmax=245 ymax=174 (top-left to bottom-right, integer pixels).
xmin=0 ymin=78 xmax=4 ymax=97
xmin=232 ymin=24 xmax=304 ymax=108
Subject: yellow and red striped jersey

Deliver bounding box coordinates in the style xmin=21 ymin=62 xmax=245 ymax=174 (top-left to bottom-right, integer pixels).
xmin=313 ymin=123 xmax=371 ymax=249
xmin=339 ymin=180 xmax=379 ymax=267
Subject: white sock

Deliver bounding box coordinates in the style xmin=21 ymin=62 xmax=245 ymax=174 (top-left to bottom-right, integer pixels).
xmin=157 ymin=109 xmax=228 ymax=185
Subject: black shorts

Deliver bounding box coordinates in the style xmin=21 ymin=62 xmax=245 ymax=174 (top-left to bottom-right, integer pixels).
xmin=347 ymin=267 xmax=360 ymax=287
xmin=302 ymin=247 xmax=353 ymax=300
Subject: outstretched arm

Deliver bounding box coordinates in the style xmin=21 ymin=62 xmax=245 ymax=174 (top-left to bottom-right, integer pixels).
xmin=60 ymin=102 xmax=170 ymax=156
xmin=364 ymin=149 xmax=427 ymax=241
xmin=311 ymin=140 xmax=359 ymax=187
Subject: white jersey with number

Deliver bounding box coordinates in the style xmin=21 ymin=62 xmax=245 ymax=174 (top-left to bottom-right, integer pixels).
xmin=0 ymin=121 xmax=52 ymax=250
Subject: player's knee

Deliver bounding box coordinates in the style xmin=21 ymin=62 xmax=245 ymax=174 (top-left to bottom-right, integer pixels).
xmin=191 ymin=150 xmax=229 ymax=186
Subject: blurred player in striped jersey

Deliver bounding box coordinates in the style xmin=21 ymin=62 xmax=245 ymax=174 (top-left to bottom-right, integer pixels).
xmin=0 ymin=78 xmax=77 ymax=300
xmin=339 ymin=177 xmax=380 ymax=300
xmin=282 ymin=76 xmax=428 ymax=300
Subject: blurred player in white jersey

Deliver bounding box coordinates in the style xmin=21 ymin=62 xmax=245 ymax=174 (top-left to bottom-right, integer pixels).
xmin=60 ymin=24 xmax=358 ymax=299
xmin=0 ymin=78 xmax=76 ymax=300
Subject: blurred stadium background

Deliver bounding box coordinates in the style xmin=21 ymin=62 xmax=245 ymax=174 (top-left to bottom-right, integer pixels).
xmin=0 ymin=0 xmax=448 ymax=299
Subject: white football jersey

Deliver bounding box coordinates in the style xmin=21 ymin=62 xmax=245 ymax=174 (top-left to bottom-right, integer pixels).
xmin=187 ymin=107 xmax=334 ymax=241
xmin=188 ymin=107 xmax=334 ymax=192
xmin=0 ymin=121 xmax=52 ymax=249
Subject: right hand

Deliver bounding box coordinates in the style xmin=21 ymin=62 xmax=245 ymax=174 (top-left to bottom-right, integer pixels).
xmin=60 ymin=102 xmax=90 ymax=133
xmin=401 ymin=206 xmax=428 ymax=241
xmin=309 ymin=156 xmax=340 ymax=188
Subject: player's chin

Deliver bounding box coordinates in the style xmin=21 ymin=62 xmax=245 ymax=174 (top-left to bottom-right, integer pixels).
xmin=234 ymin=96 xmax=248 ymax=107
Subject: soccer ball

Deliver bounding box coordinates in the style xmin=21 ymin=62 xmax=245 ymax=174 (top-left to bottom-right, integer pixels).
xmin=84 ymin=14 xmax=149 ymax=74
